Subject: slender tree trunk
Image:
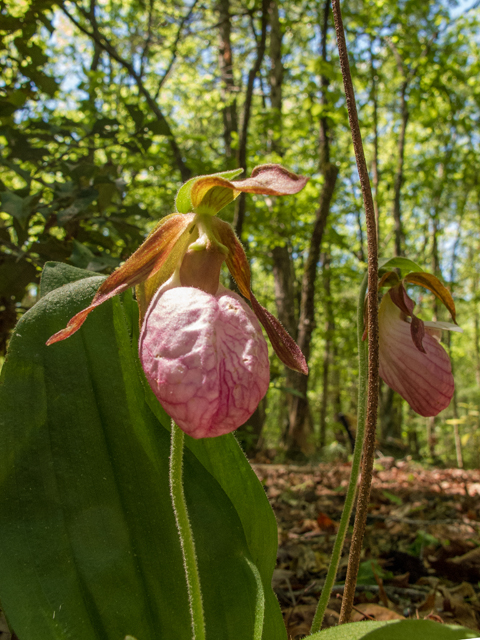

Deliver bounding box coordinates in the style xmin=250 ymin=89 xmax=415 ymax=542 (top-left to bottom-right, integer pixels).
xmin=288 ymin=165 xmax=337 ymax=454
xmin=380 ymin=73 xmax=409 ymax=442
xmin=392 ymin=82 xmax=408 ymax=258
xmin=217 ymin=0 xmax=237 ymax=164
xmin=453 ymin=421 xmax=463 ymax=469
xmin=431 ymin=217 xmax=440 ymax=319
xmin=268 ymin=6 xmax=297 ymax=448
xmin=269 ymin=0 xmax=283 ymax=156
xmin=319 ymin=251 xmax=335 ymax=448
xmin=318 ymin=0 xmax=331 ymax=168
xmin=470 ymin=243 xmax=480 ymax=387
xmin=287 ymin=0 xmax=338 ymax=455
xmin=271 ymin=242 xmax=299 ymax=445
xmin=427 ymin=416 xmax=436 ymax=458
xmin=233 ymin=0 xmax=271 ymax=448
xmin=379 ymin=384 xmax=402 ymax=444
xmin=233 ymin=0 xmax=268 ymax=238
xmin=475 ymin=309 xmax=480 ymax=387
xmin=272 ymin=244 xmax=297 ymax=339
xmin=446 ymin=224 xmax=462 ymax=468
xmin=474 ymin=282 xmax=480 ymax=388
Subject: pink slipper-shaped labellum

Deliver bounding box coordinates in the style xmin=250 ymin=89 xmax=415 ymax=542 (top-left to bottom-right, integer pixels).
xmin=378 ymin=292 xmax=454 ymax=417
xmin=139 ymin=284 xmax=270 ymax=438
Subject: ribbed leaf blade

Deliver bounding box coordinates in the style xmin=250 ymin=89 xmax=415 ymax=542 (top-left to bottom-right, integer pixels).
xmin=0 ymin=263 xmax=286 ymax=640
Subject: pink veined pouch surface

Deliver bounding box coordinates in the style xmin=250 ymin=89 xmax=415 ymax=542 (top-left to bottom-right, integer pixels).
xmin=139 ymin=283 xmax=270 ymax=438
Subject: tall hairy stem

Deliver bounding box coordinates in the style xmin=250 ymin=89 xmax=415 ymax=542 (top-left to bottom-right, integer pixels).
xmin=169 ymin=421 xmax=206 ymax=640
xmin=330 ymin=0 xmax=380 ymax=625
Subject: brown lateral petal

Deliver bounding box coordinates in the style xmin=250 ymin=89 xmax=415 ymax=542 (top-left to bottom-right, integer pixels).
xmin=404 ymin=272 xmax=457 ymax=323
xmin=410 ymin=315 xmax=426 ymax=354
xmin=47 ymin=213 xmax=194 ymax=344
xmin=212 ymin=218 xmax=308 ymax=374
xmin=389 ymin=284 xmax=426 ymax=353
xmin=388 ymin=283 xmax=415 ymax=317
xmin=231 ymin=163 xmax=309 ymax=195
xmin=211 ymin=218 xmax=251 ymax=300
xmin=250 ymin=295 xmax=308 ymax=374
xmin=189 ymin=164 xmax=308 ymax=215
xmin=136 ymin=219 xmax=198 ymax=322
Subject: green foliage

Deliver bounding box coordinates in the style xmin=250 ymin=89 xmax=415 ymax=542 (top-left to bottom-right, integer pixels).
xmin=407 ymin=530 xmax=440 ymax=557
xmin=354 ymin=559 xmax=394 ymax=585
xmin=305 ymin=619 xmax=479 ymax=640
xmin=0 ymin=262 xmax=286 ymax=640
xmin=1 ymin=0 xmax=479 ymax=460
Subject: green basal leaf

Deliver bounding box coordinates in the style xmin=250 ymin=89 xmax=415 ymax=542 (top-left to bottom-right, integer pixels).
xmin=378 ymin=256 xmax=423 ymax=274
xmin=175 ymin=167 xmax=244 ymax=214
xmin=305 ymin=619 xmax=478 ymax=640
xmin=39 ymin=261 xmax=94 ymax=297
xmin=0 ymin=263 xmax=286 ymax=640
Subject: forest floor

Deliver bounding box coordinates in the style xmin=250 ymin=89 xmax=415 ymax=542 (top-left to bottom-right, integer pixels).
xmin=252 ymin=459 xmax=480 ymax=639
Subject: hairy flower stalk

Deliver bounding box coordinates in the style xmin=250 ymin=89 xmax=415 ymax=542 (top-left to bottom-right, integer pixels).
xmin=47 ymin=164 xmax=309 ymax=437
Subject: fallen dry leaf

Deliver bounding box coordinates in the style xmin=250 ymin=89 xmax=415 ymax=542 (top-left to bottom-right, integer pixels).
xmin=350 ymin=603 xmax=405 ymax=622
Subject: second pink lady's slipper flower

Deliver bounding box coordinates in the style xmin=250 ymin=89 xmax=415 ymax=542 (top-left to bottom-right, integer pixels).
xmin=377 ymin=270 xmax=462 ymax=417
xmin=47 ymin=164 xmax=308 ymax=438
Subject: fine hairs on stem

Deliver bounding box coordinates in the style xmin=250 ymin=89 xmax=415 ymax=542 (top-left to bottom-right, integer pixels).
xmin=332 ymin=0 xmax=380 ymax=626
xmin=169 ymin=420 xmax=206 ymax=640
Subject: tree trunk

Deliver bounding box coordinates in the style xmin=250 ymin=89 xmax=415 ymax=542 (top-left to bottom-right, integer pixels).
xmin=319 ymin=251 xmax=335 ymax=448
xmin=427 ymin=416 xmax=436 ymax=459
xmin=446 ymin=225 xmax=462 ymax=468
xmin=269 ymin=0 xmax=284 ymax=156
xmin=470 ymin=243 xmax=480 ymax=386
xmin=288 ymin=163 xmax=338 ymax=455
xmin=217 ymin=0 xmax=238 ymax=164
xmin=233 ymin=0 xmax=268 ymax=238
xmin=379 ymin=384 xmax=403 ymax=444
xmin=272 ymin=244 xmax=297 ymax=339
xmin=287 ymin=0 xmax=338 ymax=456
xmin=392 ymin=82 xmax=408 ymax=257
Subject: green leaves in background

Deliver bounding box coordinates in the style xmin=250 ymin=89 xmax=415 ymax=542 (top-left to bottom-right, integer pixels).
xmin=305 ymin=619 xmax=478 ymax=640
xmin=0 ymin=262 xmax=286 ymax=640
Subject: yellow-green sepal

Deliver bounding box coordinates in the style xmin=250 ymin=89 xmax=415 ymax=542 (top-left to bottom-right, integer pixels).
xmin=175 ymin=168 xmax=244 ymax=215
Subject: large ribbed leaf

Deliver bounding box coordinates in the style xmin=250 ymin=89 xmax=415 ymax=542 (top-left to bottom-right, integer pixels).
xmin=306 ymin=619 xmax=477 ymax=640
xmin=0 ymin=262 xmax=286 ymax=640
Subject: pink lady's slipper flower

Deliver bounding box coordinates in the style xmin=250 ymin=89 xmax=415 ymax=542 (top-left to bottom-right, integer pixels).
xmin=47 ymin=165 xmax=308 ymax=438
xmin=377 ymin=271 xmax=461 ymax=417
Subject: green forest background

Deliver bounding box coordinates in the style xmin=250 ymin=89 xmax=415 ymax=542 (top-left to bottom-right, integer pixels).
xmin=1 ymin=0 xmax=479 ymax=467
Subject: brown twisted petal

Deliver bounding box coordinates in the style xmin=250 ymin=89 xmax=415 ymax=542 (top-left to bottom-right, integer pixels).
xmin=388 ymin=283 xmax=426 ymax=354
xmin=212 ymin=218 xmax=308 ymax=375
xmin=47 ymin=213 xmax=194 ymax=345
xmin=231 ymin=164 xmax=309 ymax=195
xmin=190 ymin=164 xmax=309 ymax=212
xmin=403 ymin=272 xmax=457 ymax=323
